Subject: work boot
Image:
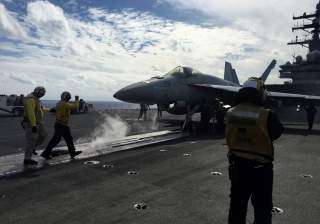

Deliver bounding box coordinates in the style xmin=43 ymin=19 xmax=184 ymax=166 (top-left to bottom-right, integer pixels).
xmin=23 ymin=159 xmax=38 ymax=165
xmin=70 ymin=151 xmax=82 ymax=159
xmin=40 ymin=153 xmax=53 ymax=160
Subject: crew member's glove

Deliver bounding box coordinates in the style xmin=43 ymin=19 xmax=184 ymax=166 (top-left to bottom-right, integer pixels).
xmin=31 ymin=126 xmax=37 ymax=133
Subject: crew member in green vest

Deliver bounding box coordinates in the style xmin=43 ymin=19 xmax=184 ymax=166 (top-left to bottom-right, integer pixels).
xmin=225 ymin=77 xmax=284 ymax=224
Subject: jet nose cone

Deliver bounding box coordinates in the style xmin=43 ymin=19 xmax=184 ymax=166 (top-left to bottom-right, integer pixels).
xmin=113 ymin=82 xmax=154 ymax=104
xmin=113 ymin=90 xmax=125 ymax=101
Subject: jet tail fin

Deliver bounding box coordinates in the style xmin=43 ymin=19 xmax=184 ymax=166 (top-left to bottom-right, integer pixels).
xmin=260 ymin=59 xmax=277 ymax=82
xmin=224 ymin=62 xmax=240 ymax=85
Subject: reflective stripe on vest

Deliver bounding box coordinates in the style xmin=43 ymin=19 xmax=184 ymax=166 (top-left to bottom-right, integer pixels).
xmin=226 ymin=103 xmax=273 ymax=162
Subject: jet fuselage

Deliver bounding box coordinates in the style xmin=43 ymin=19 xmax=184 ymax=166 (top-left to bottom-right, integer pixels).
xmin=113 ymin=66 xmax=237 ymax=110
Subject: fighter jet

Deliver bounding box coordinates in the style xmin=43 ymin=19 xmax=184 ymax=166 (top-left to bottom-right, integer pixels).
xmin=114 ymin=60 xmax=320 ymax=128
xmin=114 ymin=61 xmax=262 ymax=113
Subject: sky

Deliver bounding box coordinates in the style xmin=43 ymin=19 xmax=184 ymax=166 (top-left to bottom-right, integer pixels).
xmin=0 ymin=0 xmax=318 ymax=100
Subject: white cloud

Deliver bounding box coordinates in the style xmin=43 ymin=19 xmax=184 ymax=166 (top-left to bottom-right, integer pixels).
xmin=25 ymin=1 xmax=76 ymax=51
xmin=9 ymin=73 xmax=36 ymax=85
xmin=0 ymin=3 xmax=26 ymax=39
xmin=159 ymin=0 xmax=317 ymax=80
xmin=0 ymin=0 xmax=316 ymax=100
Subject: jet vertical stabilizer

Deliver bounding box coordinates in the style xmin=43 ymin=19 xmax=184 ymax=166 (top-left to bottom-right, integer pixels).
xmin=224 ymin=62 xmax=240 ymax=85
xmin=260 ymin=59 xmax=277 ymax=82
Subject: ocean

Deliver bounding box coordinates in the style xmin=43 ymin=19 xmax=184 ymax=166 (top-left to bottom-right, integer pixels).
xmin=42 ymin=100 xmax=140 ymax=110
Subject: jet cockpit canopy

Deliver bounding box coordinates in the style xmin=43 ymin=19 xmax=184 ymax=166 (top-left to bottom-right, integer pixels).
xmin=165 ymin=66 xmax=200 ymax=78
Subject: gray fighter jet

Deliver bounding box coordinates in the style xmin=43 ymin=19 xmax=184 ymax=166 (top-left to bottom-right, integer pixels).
xmin=114 ymin=60 xmax=320 ymax=128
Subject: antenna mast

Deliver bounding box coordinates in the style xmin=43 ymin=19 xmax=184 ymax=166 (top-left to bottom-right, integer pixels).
xmin=288 ymin=1 xmax=320 ymax=51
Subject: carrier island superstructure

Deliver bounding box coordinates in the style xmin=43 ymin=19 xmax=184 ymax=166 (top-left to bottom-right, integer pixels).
xmin=268 ymin=0 xmax=320 ymax=96
xmin=266 ymin=1 xmax=320 ymax=122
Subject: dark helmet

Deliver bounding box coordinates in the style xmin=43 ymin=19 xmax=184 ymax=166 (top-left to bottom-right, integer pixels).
xmin=236 ymin=77 xmax=266 ymax=106
xmin=33 ymin=86 xmax=46 ymax=98
xmin=241 ymin=77 xmax=267 ymax=99
xmin=61 ymin=91 xmax=71 ymax=101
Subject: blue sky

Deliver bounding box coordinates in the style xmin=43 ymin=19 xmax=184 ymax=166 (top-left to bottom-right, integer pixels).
xmin=0 ymin=0 xmax=318 ymax=100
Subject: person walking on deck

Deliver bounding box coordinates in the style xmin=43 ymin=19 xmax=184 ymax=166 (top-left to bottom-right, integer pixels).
xmin=41 ymin=92 xmax=82 ymax=160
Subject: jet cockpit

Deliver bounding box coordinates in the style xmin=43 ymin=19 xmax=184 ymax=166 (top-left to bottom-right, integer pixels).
xmin=165 ymin=66 xmax=200 ymax=78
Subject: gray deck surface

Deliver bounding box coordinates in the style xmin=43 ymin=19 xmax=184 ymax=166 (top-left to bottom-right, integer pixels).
xmin=0 ymin=111 xmax=319 ymax=224
xmin=0 ymin=128 xmax=319 ymax=223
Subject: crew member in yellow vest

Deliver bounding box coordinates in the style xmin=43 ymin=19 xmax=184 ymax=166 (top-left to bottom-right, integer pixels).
xmin=225 ymin=77 xmax=283 ymax=224
xmin=41 ymin=92 xmax=82 ymax=160
xmin=23 ymin=86 xmax=48 ymax=165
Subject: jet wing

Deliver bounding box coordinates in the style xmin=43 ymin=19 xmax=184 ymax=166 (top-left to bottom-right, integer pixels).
xmin=266 ymin=91 xmax=320 ymax=106
xmin=192 ymin=84 xmax=320 ymax=106
xmin=191 ymin=84 xmax=240 ymax=105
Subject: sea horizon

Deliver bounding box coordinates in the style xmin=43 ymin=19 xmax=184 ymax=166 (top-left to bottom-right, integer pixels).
xmin=42 ymin=100 xmax=140 ymax=110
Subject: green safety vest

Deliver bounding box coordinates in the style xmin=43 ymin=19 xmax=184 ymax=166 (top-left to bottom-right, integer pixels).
xmin=226 ymin=103 xmax=273 ymax=163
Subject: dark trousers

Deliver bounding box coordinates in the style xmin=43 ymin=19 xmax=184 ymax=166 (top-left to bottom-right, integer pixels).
xmin=307 ymin=117 xmax=314 ymax=130
xmin=228 ymin=156 xmax=273 ymax=224
xmin=43 ymin=123 xmax=76 ymax=156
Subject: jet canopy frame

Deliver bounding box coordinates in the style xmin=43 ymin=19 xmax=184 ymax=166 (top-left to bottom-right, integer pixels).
xmin=165 ymin=66 xmax=200 ymax=78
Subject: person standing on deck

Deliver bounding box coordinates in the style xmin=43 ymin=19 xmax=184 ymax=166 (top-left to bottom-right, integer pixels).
xmin=138 ymin=104 xmax=149 ymax=120
xmin=23 ymin=86 xmax=48 ymax=165
xmin=225 ymin=77 xmax=283 ymax=224
xmin=305 ymin=103 xmax=317 ymax=131
xmin=157 ymin=104 xmax=163 ymax=120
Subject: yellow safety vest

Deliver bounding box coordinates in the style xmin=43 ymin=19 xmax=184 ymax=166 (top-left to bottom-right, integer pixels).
xmin=55 ymin=101 xmax=79 ymax=126
xmin=23 ymin=93 xmax=44 ymax=126
xmin=225 ymin=103 xmax=273 ymax=163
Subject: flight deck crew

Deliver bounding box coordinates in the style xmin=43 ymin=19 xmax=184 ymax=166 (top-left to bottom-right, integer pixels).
xmin=157 ymin=104 xmax=163 ymax=120
xmin=23 ymin=86 xmax=48 ymax=165
xmin=41 ymin=92 xmax=82 ymax=160
xmin=215 ymin=102 xmax=227 ymax=134
xmin=305 ymin=103 xmax=317 ymax=131
xmin=225 ymin=77 xmax=284 ymax=224
xmin=138 ymin=104 xmax=149 ymax=120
